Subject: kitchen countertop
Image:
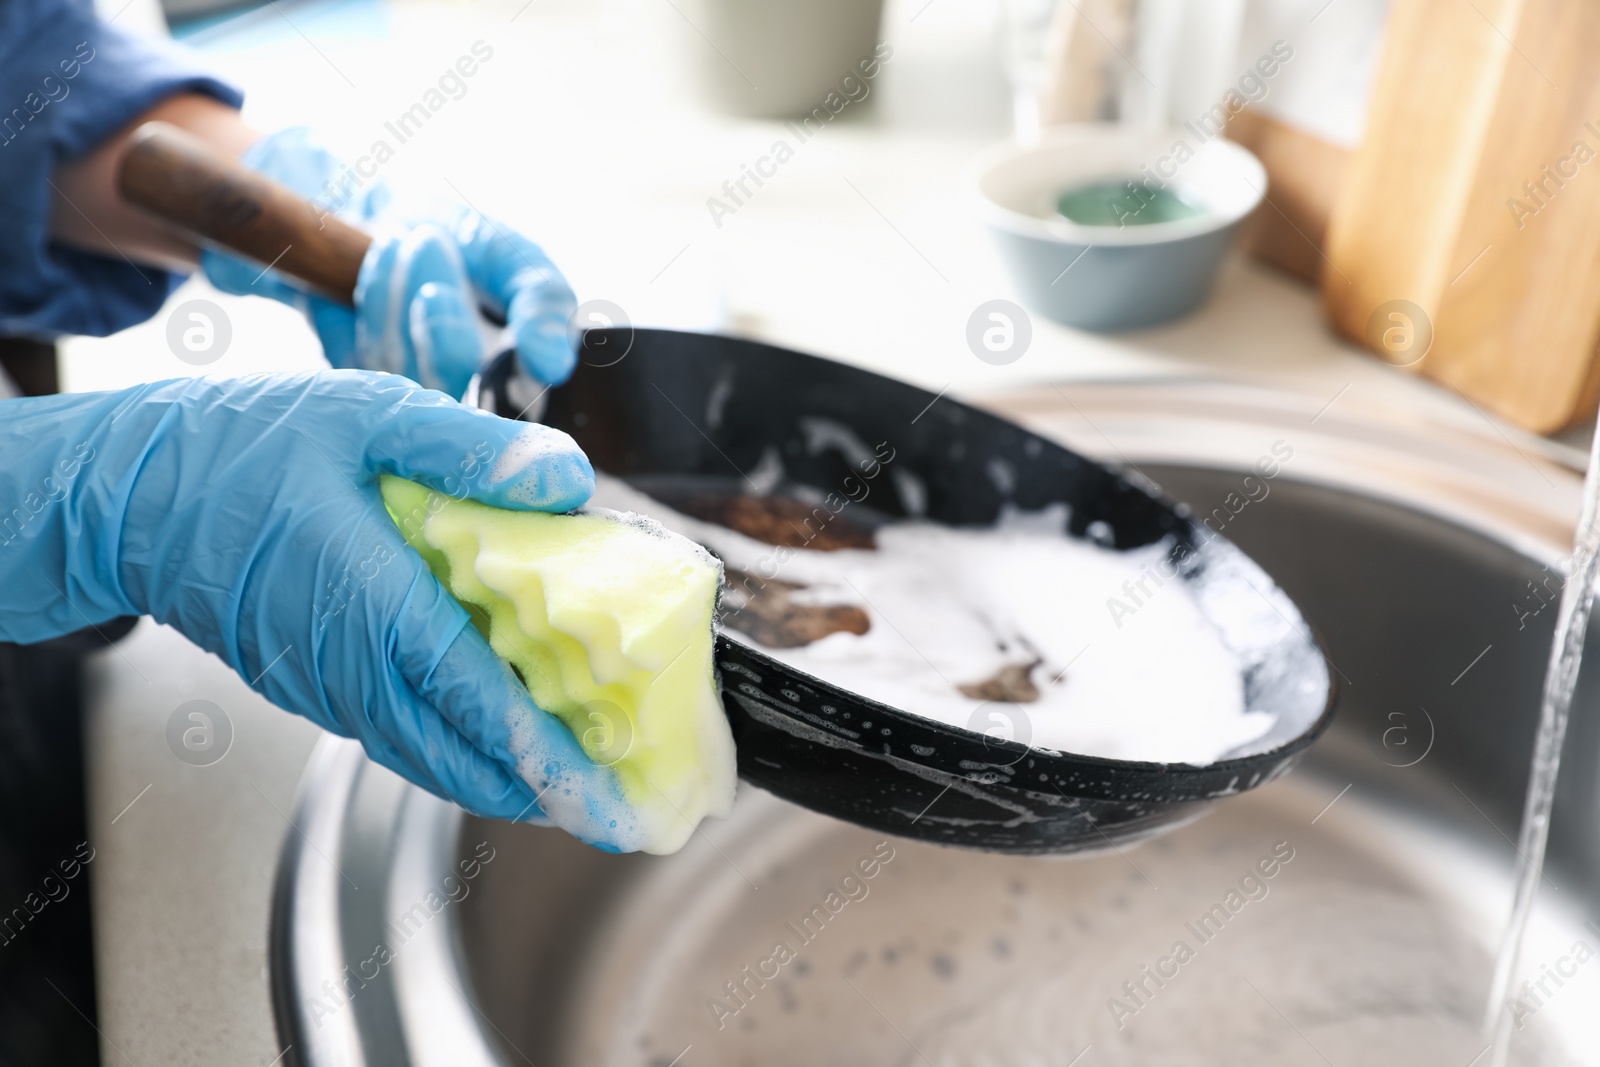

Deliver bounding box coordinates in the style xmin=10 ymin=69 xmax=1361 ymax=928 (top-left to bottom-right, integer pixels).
xmin=61 ymin=1 xmax=1577 ymax=1063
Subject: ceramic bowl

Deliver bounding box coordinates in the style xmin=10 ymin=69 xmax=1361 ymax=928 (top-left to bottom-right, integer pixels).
xmin=971 ymin=125 xmax=1267 ymax=330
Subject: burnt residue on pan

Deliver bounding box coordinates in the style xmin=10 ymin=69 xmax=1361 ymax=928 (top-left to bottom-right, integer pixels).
xmin=648 ymin=489 xmax=880 ymax=551
xmin=647 ymin=488 xmax=878 ymax=649
xmin=719 ymin=568 xmax=871 ymax=649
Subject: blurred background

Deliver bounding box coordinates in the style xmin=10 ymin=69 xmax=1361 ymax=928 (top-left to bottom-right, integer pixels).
xmin=74 ymin=0 xmax=1506 ymax=439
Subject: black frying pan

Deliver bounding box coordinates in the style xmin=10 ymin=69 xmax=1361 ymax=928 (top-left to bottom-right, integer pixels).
xmin=483 ymin=333 xmax=1337 ymax=853
xmin=118 ymin=123 xmax=1337 ymax=855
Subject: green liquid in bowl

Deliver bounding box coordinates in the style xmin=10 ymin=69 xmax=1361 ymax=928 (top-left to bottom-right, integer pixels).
xmin=1055 ymin=179 xmax=1205 ymax=227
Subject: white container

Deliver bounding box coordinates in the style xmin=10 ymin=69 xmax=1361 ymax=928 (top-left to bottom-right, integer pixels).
xmin=667 ymin=0 xmax=886 ymax=118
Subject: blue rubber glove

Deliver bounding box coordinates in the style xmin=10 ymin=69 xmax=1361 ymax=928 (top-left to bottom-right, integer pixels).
xmin=200 ymin=127 xmax=577 ymax=399
xmin=0 ymin=371 xmax=642 ymax=850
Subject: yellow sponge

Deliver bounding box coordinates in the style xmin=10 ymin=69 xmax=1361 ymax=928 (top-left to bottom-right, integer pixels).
xmin=380 ymin=475 xmax=735 ymax=854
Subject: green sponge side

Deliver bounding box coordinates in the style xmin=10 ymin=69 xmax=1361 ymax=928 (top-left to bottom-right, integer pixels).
xmin=379 ymin=475 xmax=733 ymax=842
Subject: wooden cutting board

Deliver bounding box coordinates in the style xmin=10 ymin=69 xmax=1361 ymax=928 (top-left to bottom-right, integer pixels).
xmin=1227 ymin=109 xmax=1349 ymax=286
xmin=1323 ymin=0 xmax=1600 ymax=433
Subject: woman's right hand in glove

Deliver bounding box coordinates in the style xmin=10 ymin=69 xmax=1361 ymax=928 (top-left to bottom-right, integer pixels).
xmin=0 ymin=370 xmax=644 ymax=851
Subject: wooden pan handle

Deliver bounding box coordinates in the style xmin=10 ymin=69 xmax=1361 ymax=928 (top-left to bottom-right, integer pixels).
xmin=116 ymin=121 xmax=369 ymax=305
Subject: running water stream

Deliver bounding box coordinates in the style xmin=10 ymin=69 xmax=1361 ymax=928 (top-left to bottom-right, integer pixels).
xmin=1485 ymin=425 xmax=1600 ymax=1067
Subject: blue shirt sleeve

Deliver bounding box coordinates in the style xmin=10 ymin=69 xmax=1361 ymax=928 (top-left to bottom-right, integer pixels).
xmin=0 ymin=0 xmax=244 ymax=339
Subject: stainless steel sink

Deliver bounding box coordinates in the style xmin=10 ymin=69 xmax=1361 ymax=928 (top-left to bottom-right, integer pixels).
xmin=271 ymin=381 xmax=1600 ymax=1066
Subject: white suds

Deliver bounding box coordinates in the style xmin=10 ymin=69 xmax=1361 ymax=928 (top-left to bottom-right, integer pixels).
xmin=489 ymin=424 xmax=591 ymax=505
xmin=590 ymin=477 xmax=1274 ymax=765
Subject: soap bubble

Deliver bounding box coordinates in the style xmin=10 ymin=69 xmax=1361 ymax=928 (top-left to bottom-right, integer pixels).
xmin=578 ymin=698 xmax=635 ymax=767
xmin=165 ymin=699 xmax=233 ymax=767
xmin=166 ymin=299 xmax=232 ymax=366
xmin=966 ymin=701 xmax=1032 ymax=765
xmin=1366 ymin=299 xmax=1432 ymax=367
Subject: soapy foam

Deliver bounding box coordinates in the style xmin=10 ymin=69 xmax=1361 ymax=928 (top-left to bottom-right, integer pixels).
xmin=490 ymin=424 xmax=568 ymax=484
xmin=590 ymin=477 xmax=1269 ymax=765
xmin=490 ymin=424 xmax=592 ymax=507
xmin=501 ymin=696 xmax=648 ymax=852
